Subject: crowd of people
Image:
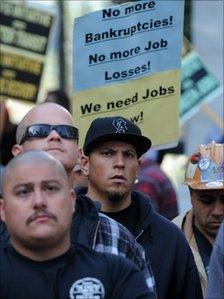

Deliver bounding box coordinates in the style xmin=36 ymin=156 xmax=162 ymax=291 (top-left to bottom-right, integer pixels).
xmin=0 ymin=100 xmax=223 ymax=299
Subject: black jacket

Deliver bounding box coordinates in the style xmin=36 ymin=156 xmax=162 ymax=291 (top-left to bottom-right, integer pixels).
xmin=130 ymin=191 xmax=203 ymax=299
xmin=0 ymin=195 xmax=156 ymax=297
xmin=72 ymin=189 xmax=202 ymax=299
xmin=1 ymin=243 xmax=152 ymax=299
xmin=70 ymin=194 xmax=100 ymax=247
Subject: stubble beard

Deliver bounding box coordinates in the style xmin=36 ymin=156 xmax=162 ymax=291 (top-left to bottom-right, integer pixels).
xmin=106 ymin=190 xmax=126 ymax=203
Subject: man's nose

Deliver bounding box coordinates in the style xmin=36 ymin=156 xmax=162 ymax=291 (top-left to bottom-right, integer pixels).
xmin=33 ymin=189 xmax=47 ymax=208
xmin=47 ymin=129 xmax=61 ymax=141
xmin=114 ymin=153 xmax=125 ymax=168
xmin=211 ymin=199 xmax=224 ymax=217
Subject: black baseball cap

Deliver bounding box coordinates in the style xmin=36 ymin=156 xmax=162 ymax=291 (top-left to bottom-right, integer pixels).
xmin=83 ymin=116 xmax=151 ymax=158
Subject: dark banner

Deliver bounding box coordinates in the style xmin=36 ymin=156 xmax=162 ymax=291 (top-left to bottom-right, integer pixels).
xmin=0 ymin=51 xmax=43 ymax=102
xmin=0 ymin=2 xmax=54 ymax=55
xmin=180 ymin=52 xmax=220 ymax=118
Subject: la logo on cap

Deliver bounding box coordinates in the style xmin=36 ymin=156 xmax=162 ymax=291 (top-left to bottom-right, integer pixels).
xmin=112 ymin=118 xmax=128 ymax=133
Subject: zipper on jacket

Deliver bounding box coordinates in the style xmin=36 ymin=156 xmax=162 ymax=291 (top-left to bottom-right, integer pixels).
xmin=136 ymin=229 xmax=144 ymax=240
xmin=92 ymin=220 xmax=100 ymax=249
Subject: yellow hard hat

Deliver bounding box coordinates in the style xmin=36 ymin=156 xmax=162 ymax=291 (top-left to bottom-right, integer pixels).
xmin=185 ymin=141 xmax=224 ymax=190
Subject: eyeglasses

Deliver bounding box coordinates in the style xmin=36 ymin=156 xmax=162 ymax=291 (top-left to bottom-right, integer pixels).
xmin=20 ymin=124 xmax=79 ymax=144
xmin=197 ymin=194 xmax=224 ymax=205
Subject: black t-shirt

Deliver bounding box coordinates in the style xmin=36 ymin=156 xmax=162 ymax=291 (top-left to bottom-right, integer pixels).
xmin=0 ymin=243 xmax=152 ymax=299
xmin=193 ymin=222 xmax=213 ymax=276
xmin=103 ymin=200 xmax=139 ymax=235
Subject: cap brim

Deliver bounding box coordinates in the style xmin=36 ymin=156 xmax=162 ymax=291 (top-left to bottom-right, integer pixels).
xmin=85 ymin=134 xmax=151 ymax=158
xmin=185 ymin=180 xmax=224 ymax=190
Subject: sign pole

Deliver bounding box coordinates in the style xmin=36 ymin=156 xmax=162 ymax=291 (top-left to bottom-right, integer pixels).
xmin=201 ymin=103 xmax=224 ymax=131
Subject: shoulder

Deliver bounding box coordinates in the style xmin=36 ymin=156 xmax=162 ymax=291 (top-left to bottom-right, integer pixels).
xmin=133 ymin=190 xmax=188 ymax=240
xmin=152 ymin=211 xmax=190 ymax=243
xmin=214 ymin=221 xmax=224 ymax=250
xmin=98 ymin=213 xmax=133 ymax=238
xmin=172 ymin=213 xmax=186 ymax=228
xmin=98 ymin=213 xmax=141 ymax=246
xmin=74 ymin=242 xmax=136 ymax=268
xmin=97 ymin=213 xmax=145 ymax=266
xmin=0 ymin=220 xmax=10 ymax=245
xmin=71 ymin=243 xmax=111 ymax=265
xmin=217 ymin=221 xmax=224 ymax=240
xmin=208 ymin=222 xmax=224 ymax=272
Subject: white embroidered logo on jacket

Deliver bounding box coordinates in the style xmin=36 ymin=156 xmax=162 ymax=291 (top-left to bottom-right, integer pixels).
xmin=69 ymin=277 xmax=105 ymax=299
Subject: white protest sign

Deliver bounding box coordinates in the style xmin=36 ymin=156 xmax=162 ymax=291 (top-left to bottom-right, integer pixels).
xmin=73 ymin=0 xmax=184 ymax=148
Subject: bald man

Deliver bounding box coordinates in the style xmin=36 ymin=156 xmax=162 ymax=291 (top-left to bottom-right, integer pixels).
xmin=12 ymin=103 xmax=78 ymax=186
xmin=0 ymin=103 xmax=156 ymax=295
xmin=0 ymin=151 xmax=152 ymax=299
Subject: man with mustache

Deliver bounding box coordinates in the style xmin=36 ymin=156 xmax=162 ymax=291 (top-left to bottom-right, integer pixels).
xmin=173 ymin=141 xmax=224 ymax=297
xmin=0 ymin=102 xmax=156 ymax=296
xmin=0 ymin=151 xmax=153 ymax=299
xmin=81 ymin=116 xmax=203 ymax=299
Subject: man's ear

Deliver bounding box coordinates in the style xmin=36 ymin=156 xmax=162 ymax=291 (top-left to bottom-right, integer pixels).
xmin=69 ymin=189 xmax=76 ymax=213
xmin=0 ymin=199 xmax=6 ymax=222
xmin=12 ymin=144 xmax=23 ymax=157
xmin=134 ymin=158 xmax=141 ymax=181
xmin=138 ymin=158 xmax=141 ymax=167
xmin=76 ymin=148 xmax=82 ymax=165
xmin=81 ymin=155 xmax=89 ymax=177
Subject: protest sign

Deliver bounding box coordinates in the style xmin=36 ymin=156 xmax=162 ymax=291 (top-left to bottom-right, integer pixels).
xmin=0 ymin=51 xmax=43 ymax=102
xmin=0 ymin=2 xmax=54 ymax=102
xmin=0 ymin=2 xmax=53 ymax=55
xmin=73 ymin=0 xmax=184 ymax=148
xmin=180 ymin=38 xmax=222 ymax=123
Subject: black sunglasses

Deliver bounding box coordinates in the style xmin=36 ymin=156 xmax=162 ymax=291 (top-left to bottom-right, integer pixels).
xmin=20 ymin=124 xmax=79 ymax=144
xmin=198 ymin=194 xmax=224 ymax=205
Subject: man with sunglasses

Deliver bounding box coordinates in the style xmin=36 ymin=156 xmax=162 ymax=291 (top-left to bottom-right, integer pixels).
xmin=173 ymin=141 xmax=224 ymax=297
xmin=0 ymin=102 xmax=156 ymax=297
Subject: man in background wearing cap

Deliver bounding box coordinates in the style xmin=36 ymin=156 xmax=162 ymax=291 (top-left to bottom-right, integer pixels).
xmin=81 ymin=116 xmax=203 ymax=299
xmin=173 ymin=141 xmax=224 ymax=297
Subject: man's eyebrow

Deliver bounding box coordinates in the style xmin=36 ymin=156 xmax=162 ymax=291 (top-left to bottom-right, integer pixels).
xmin=95 ymin=145 xmax=115 ymax=151
xmin=42 ymin=179 xmax=60 ymax=183
xmin=12 ymin=180 xmax=61 ymax=189
xmin=100 ymin=146 xmax=115 ymax=150
xmin=124 ymin=148 xmax=136 ymax=152
xmin=98 ymin=145 xmax=135 ymax=150
xmin=41 ymin=180 xmax=62 ymax=185
xmin=12 ymin=182 xmax=33 ymax=191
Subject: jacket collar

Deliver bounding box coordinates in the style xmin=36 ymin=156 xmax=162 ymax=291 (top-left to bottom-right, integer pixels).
xmin=76 ymin=194 xmax=101 ymax=220
xmin=131 ymin=191 xmax=154 ymax=238
xmin=70 ymin=195 xmax=100 ymax=247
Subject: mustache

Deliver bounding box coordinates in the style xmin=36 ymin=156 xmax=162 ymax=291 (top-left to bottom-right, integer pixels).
xmin=26 ymin=211 xmax=57 ymax=225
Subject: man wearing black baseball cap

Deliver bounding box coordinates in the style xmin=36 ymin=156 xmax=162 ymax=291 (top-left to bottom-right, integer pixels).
xmin=83 ymin=116 xmax=151 ymax=158
xmin=81 ymin=116 xmax=203 ymax=299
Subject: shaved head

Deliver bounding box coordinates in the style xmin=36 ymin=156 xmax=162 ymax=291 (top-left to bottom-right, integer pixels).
xmin=1 ymin=150 xmax=76 ymax=260
xmin=16 ymin=103 xmax=74 ymax=144
xmin=2 ymin=151 xmax=68 ymax=196
xmin=12 ymin=102 xmax=78 ymax=175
